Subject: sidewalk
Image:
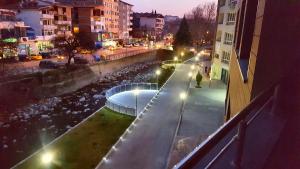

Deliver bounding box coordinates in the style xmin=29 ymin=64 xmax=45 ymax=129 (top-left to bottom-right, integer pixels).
xmin=96 ymin=61 xmax=193 ymax=169
xmin=167 ymin=70 xmax=227 ymax=168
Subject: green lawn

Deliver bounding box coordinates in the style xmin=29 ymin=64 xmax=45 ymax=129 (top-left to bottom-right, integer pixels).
xmin=14 ymin=108 xmax=134 ymax=169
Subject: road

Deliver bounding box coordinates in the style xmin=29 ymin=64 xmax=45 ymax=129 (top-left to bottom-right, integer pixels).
xmin=96 ymin=60 xmax=194 ymax=169
xmin=1 ymin=46 xmax=153 ymax=77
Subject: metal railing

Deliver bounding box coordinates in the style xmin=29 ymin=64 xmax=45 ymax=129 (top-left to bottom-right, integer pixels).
xmin=105 ymin=83 xmax=157 ymax=116
xmin=173 ymin=83 xmax=279 ymax=169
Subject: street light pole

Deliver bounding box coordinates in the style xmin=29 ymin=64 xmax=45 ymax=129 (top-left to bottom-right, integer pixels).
xmin=133 ymin=88 xmax=140 ymax=116
xmin=155 ymin=69 xmax=161 ymax=90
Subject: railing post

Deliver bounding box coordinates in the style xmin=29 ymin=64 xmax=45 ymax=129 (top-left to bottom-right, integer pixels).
xmin=233 ymin=120 xmax=246 ymax=169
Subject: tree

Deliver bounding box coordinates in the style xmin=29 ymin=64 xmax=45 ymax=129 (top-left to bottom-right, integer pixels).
xmin=52 ymin=32 xmax=94 ymax=67
xmin=173 ymin=16 xmax=192 ymax=51
xmin=0 ymin=40 xmax=17 ymax=75
xmin=196 ymin=71 xmax=203 ymax=87
xmin=186 ymin=2 xmax=217 ymax=46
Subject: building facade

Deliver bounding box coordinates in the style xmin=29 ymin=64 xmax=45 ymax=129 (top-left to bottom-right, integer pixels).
xmin=0 ymin=9 xmax=27 ymax=40
xmin=103 ymin=0 xmax=119 ymax=39
xmin=211 ymin=0 xmax=238 ymax=84
xmin=132 ymin=11 xmax=164 ymax=40
xmin=118 ymin=0 xmax=133 ymax=40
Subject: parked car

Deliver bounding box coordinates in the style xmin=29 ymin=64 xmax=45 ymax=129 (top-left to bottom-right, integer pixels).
xmin=31 ymin=54 xmax=43 ymax=60
xmin=80 ymin=49 xmax=92 ymax=54
xmin=39 ymin=60 xmax=64 ymax=69
xmin=74 ymin=56 xmax=88 ymax=64
xmin=18 ymin=54 xmax=30 ymax=61
xmin=124 ymin=44 xmax=133 ymax=48
xmin=133 ymin=43 xmax=140 ymax=47
xmin=40 ymin=52 xmax=51 ymax=59
xmin=56 ymin=55 xmax=65 ymax=62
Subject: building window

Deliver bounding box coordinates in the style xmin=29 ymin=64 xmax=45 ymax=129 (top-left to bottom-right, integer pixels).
xmin=227 ymin=13 xmax=236 ymax=25
xmin=219 ymin=0 xmax=226 ymax=6
xmin=221 ymin=51 xmax=231 ymax=64
xmin=216 ymin=31 xmax=222 ymax=42
xmin=218 ymin=13 xmax=224 ymax=24
xmin=62 ymin=7 xmax=66 ymax=13
xmin=224 ymin=33 xmax=233 ymax=45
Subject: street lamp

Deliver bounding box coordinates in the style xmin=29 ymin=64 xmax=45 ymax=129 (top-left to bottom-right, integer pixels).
xmin=191 ymin=65 xmax=195 ymax=70
xmin=155 ymin=69 xmax=161 ymax=90
xmin=133 ymin=88 xmax=140 ymax=116
xmin=174 ymin=56 xmax=178 ymax=68
xmin=41 ymin=152 xmax=54 ymax=165
xmin=188 ymin=72 xmax=193 ymax=78
xmin=180 ymin=52 xmax=184 ymax=60
xmin=180 ymin=92 xmax=187 ymax=100
xmin=195 ymin=56 xmax=199 ymax=62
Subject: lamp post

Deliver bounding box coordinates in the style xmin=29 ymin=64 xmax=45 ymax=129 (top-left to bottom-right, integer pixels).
xmin=155 ymin=69 xmax=161 ymax=90
xmin=133 ymin=88 xmax=140 ymax=116
xmin=174 ymin=56 xmax=178 ymax=68
xmin=180 ymin=51 xmax=184 ymax=61
xmin=41 ymin=152 xmax=54 ymax=165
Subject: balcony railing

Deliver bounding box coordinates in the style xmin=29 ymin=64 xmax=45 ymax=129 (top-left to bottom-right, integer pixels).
xmin=173 ymin=82 xmax=282 ymax=169
xmin=221 ymin=59 xmax=230 ymax=64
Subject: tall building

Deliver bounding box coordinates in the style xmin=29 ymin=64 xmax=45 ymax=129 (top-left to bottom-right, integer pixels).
xmin=118 ymin=0 xmax=133 ymax=40
xmin=103 ymin=0 xmax=119 ymax=39
xmin=174 ymin=0 xmax=300 ymax=168
xmin=211 ymin=0 xmax=238 ymax=84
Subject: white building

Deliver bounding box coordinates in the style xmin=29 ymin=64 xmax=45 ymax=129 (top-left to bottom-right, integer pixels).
xmin=118 ymin=0 xmax=133 ymax=40
xmin=211 ymin=0 xmax=238 ymax=84
xmin=16 ymin=1 xmax=57 ymax=41
xmin=139 ymin=11 xmax=164 ymax=40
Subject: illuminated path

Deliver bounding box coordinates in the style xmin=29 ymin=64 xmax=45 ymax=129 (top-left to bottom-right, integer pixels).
xmin=109 ymin=90 xmax=158 ymax=114
xmin=96 ymin=57 xmax=226 ymax=169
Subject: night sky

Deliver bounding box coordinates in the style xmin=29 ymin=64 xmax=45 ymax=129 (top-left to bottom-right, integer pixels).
xmin=125 ymin=0 xmax=217 ymax=17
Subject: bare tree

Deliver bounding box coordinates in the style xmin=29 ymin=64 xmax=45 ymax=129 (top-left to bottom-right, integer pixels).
xmin=186 ymin=2 xmax=217 ymax=47
xmin=52 ymin=32 xmax=94 ymax=67
xmin=52 ymin=34 xmax=80 ymax=66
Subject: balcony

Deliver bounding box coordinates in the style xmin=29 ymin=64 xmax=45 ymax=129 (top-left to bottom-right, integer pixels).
xmin=42 ymin=25 xmax=57 ymax=30
xmin=173 ymin=81 xmax=291 ymax=169
xmin=224 ymin=41 xmax=233 ymax=45
xmin=221 ymin=59 xmax=230 ymax=64
xmin=55 ymin=20 xmax=71 ymax=25
xmin=41 ymin=14 xmax=54 ymax=19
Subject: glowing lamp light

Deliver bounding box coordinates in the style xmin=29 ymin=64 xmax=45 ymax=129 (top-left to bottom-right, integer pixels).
xmin=191 ymin=65 xmax=195 ymax=70
xmin=181 ymin=52 xmax=184 ymax=57
xmin=188 ymin=72 xmax=193 ymax=78
xmin=180 ymin=92 xmax=187 ymax=100
xmin=174 ymin=56 xmax=178 ymax=61
xmin=133 ymin=88 xmax=140 ymax=96
xmin=41 ymin=152 xmax=54 ymax=165
xmin=73 ymin=27 xmax=79 ymax=34
xmin=156 ymin=69 xmax=161 ymax=76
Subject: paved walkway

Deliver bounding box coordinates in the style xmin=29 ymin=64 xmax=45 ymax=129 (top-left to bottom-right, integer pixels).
xmin=97 ymin=60 xmax=193 ymax=169
xmin=167 ymin=76 xmax=226 ymax=167
xmin=96 ymin=57 xmax=226 ymax=169
xmin=109 ymin=90 xmax=158 ymax=113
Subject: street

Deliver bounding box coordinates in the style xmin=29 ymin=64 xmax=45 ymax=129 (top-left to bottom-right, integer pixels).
xmin=0 ymin=46 xmax=153 ymax=78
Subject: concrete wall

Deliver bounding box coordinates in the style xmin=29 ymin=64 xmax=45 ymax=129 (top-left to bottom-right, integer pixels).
xmin=0 ymin=51 xmax=157 ymax=106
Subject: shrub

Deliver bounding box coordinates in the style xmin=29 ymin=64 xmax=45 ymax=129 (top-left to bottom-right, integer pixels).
xmin=196 ymin=71 xmax=202 ymax=87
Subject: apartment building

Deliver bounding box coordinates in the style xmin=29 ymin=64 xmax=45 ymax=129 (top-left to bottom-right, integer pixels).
xmin=132 ymin=11 xmax=165 ymax=40
xmin=211 ymin=0 xmax=238 ymax=84
xmin=0 ymin=9 xmax=27 ymax=40
xmin=118 ymin=0 xmax=133 ymax=40
xmin=15 ymin=1 xmax=58 ymax=40
xmin=175 ymin=0 xmax=300 ymax=168
xmin=53 ymin=4 xmax=72 ymax=36
xmin=103 ymin=0 xmax=119 ymax=39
